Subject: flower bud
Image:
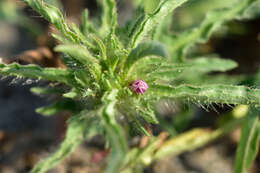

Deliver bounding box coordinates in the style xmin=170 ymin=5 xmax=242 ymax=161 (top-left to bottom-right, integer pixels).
xmin=130 ymin=80 xmax=148 ymax=94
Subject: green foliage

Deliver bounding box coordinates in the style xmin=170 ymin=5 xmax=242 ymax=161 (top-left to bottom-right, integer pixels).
xmin=123 ymin=41 xmax=168 ymax=78
xmin=0 ymin=0 xmax=42 ymax=36
xmin=1 ymin=0 xmax=260 ymax=172
xmin=36 ymin=99 xmax=80 ymax=116
xmin=101 ymin=90 xmax=127 ymax=173
xmin=0 ymin=63 xmax=74 ymax=85
xmin=165 ymin=0 xmax=259 ymax=62
xmin=234 ymin=108 xmax=260 ymax=173
xmin=31 ymin=111 xmax=100 ymax=173
xmin=149 ymin=84 xmax=260 ymax=106
xmin=129 ymin=0 xmax=188 ymax=48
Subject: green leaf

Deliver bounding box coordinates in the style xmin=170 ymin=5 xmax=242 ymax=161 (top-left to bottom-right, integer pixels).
xmin=145 ymin=56 xmax=237 ymax=81
xmin=129 ymin=0 xmax=189 ymax=48
xmin=90 ymin=34 xmax=107 ymax=60
xmin=169 ymin=0 xmax=258 ymax=62
xmin=174 ymin=73 xmax=246 ymax=86
xmin=149 ymin=84 xmax=260 ymax=107
xmin=122 ymin=137 xmax=163 ymax=171
xmin=186 ymin=56 xmax=238 ymax=73
xmin=30 ymin=87 xmax=65 ymax=95
xmin=55 ymin=44 xmax=98 ymax=65
xmin=0 ymin=63 xmax=74 ymax=85
xmin=31 ymin=111 xmax=99 ymax=173
xmin=63 ymin=88 xmax=79 ymax=99
xmin=123 ymin=41 xmax=168 ymax=77
xmin=98 ymin=0 xmax=118 ymax=34
xmin=0 ymin=0 xmax=42 ymax=36
xmin=129 ymin=56 xmax=166 ymax=80
xmin=137 ymin=107 xmax=158 ymax=124
xmin=23 ymin=0 xmax=78 ymax=42
xmin=73 ymin=69 xmax=93 ymax=88
xmin=43 ymin=0 xmax=62 ymax=9
xmin=152 ymin=11 xmax=172 ymax=41
xmin=130 ymin=116 xmax=151 ymax=136
xmin=80 ymin=9 xmax=95 ymax=35
xmin=239 ymin=1 xmax=260 ymax=19
xmin=148 ymin=67 xmax=185 ymax=81
xmin=135 ymin=101 xmax=158 ymax=124
xmin=36 ymin=99 xmax=80 ymax=116
xmin=101 ymin=90 xmax=127 ymax=173
xmin=144 ymin=0 xmax=161 ymax=14
xmin=234 ymin=107 xmax=260 ymax=173
xmin=70 ymin=23 xmax=96 ymax=49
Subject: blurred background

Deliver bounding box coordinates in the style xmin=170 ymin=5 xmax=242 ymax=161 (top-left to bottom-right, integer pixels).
xmin=0 ymin=0 xmax=260 ymax=172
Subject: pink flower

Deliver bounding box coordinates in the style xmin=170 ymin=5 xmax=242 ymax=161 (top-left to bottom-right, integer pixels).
xmin=130 ymin=80 xmax=148 ymax=94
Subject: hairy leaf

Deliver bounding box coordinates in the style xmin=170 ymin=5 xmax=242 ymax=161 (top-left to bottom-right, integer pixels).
xmin=144 ymin=0 xmax=161 ymax=14
xmin=239 ymin=1 xmax=260 ymax=19
xmin=169 ymin=0 xmax=258 ymax=62
xmin=55 ymin=44 xmax=97 ymax=65
xmin=234 ymin=107 xmax=260 ymax=173
xmin=186 ymin=56 xmax=238 ymax=73
xmin=136 ymin=106 xmax=158 ymax=124
xmin=146 ymin=56 xmax=237 ymax=81
xmin=23 ymin=0 xmax=78 ymax=42
xmin=36 ymin=99 xmax=80 ymax=116
xmin=124 ymin=41 xmax=167 ymax=77
xmin=71 ymin=23 xmax=95 ymax=49
xmin=129 ymin=0 xmax=189 ymax=48
xmin=80 ymin=9 xmax=95 ymax=35
xmin=31 ymin=111 xmax=99 ymax=173
xmin=101 ymin=90 xmax=127 ymax=173
xmin=149 ymin=84 xmax=260 ymax=106
xmin=98 ymin=0 xmax=118 ymax=34
xmin=90 ymin=34 xmax=107 ymax=60
xmin=30 ymin=87 xmax=65 ymax=95
xmin=0 ymin=63 xmax=74 ymax=85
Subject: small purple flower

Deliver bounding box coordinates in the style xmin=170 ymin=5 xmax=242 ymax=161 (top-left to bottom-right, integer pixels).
xmin=130 ymin=80 xmax=148 ymax=94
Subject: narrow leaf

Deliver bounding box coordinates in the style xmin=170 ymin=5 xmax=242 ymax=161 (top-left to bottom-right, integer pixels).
xmin=101 ymin=90 xmax=127 ymax=173
xmin=169 ymin=0 xmax=258 ymax=62
xmin=71 ymin=23 xmax=96 ymax=49
xmin=55 ymin=45 xmax=101 ymax=81
xmin=146 ymin=56 xmax=237 ymax=81
xmin=135 ymin=101 xmax=158 ymax=124
xmin=80 ymin=9 xmax=95 ymax=35
xmin=149 ymin=84 xmax=260 ymax=107
xmin=98 ymin=0 xmax=118 ymax=34
xmin=0 ymin=63 xmax=74 ymax=85
xmin=36 ymin=99 xmax=79 ymax=116
xmin=144 ymin=0 xmax=161 ymax=14
xmin=234 ymin=107 xmax=260 ymax=173
xmin=148 ymin=68 xmax=184 ymax=81
xmin=55 ymin=44 xmax=98 ymax=65
xmin=129 ymin=0 xmax=188 ymax=48
xmin=23 ymin=0 xmax=78 ymax=42
xmin=124 ymin=41 xmax=167 ymax=77
xmin=31 ymin=111 xmax=99 ymax=173
xmin=90 ymin=34 xmax=107 ymax=60
xmin=63 ymin=89 xmax=79 ymax=99
xmin=30 ymin=87 xmax=65 ymax=95
xmin=186 ymin=56 xmax=238 ymax=73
